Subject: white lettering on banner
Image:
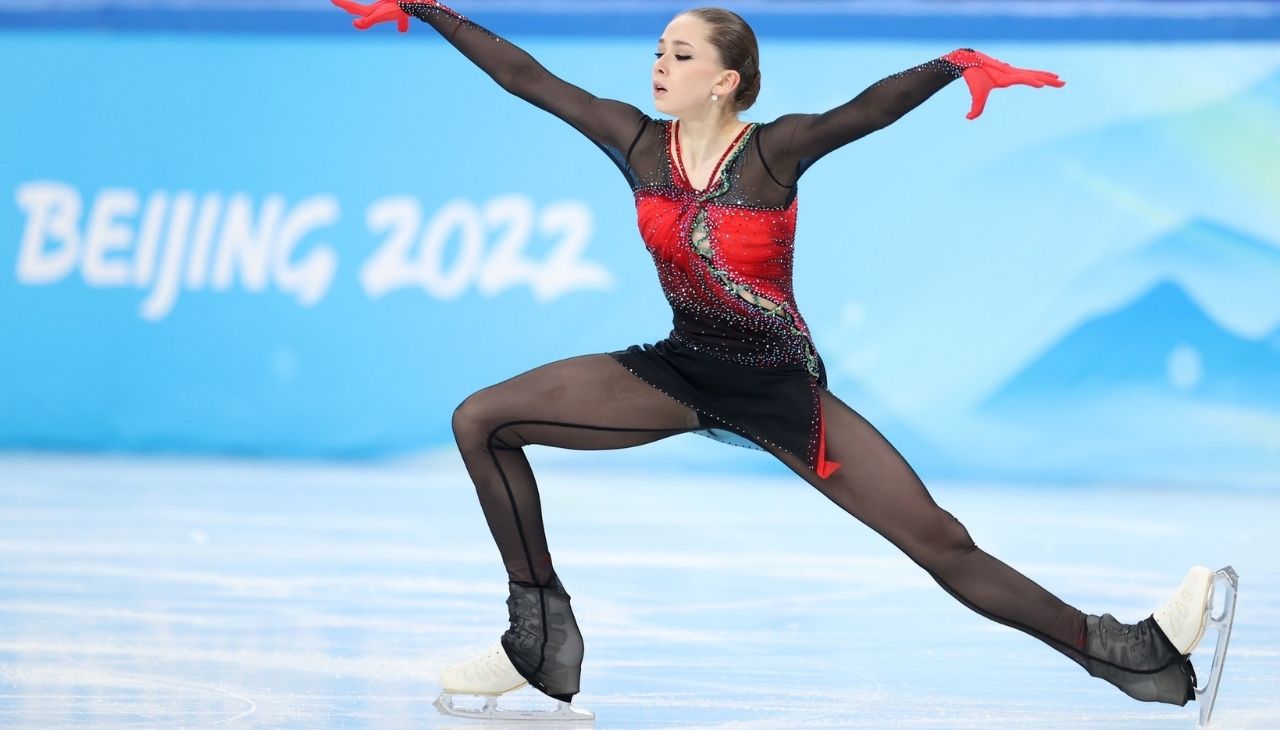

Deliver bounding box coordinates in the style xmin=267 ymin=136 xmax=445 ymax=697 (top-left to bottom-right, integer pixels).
xmin=140 ymin=192 xmax=195 ymax=322
xmin=476 ymin=195 xmax=537 ymax=298
xmin=15 ymin=181 xmax=82 ymax=284
xmin=184 ymin=193 xmax=223 ymax=290
xmin=83 ymin=188 xmax=138 ymax=287
xmin=132 ymin=191 xmax=168 ymax=288
xmin=13 ymin=182 xmax=342 ymax=321
xmin=361 ymin=195 xmax=426 ymax=299
xmin=536 ymin=201 xmax=611 ymax=302
xmin=360 ymin=194 xmax=612 ymax=302
xmin=213 ymin=193 xmax=282 ymax=294
xmin=13 ymin=182 xmax=610 ymax=318
xmin=275 ymin=197 xmax=339 ymax=307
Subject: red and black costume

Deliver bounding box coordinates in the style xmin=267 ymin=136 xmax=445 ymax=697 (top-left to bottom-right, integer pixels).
xmin=393 ymin=1 xmax=973 ymax=479
xmin=333 ymin=0 xmax=1195 ymax=714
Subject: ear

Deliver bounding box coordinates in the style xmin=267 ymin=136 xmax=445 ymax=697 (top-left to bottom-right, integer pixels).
xmin=714 ymin=69 xmax=741 ymax=98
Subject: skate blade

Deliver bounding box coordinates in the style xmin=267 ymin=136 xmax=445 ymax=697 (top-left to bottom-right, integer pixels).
xmin=434 ymin=691 xmax=595 ymax=723
xmin=1194 ymin=566 xmax=1238 ymax=728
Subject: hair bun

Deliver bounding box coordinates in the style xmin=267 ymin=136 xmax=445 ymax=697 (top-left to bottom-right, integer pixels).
xmin=683 ymin=7 xmax=761 ymax=112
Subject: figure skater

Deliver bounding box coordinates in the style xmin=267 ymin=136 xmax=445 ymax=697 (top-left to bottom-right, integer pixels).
xmin=332 ymin=1 xmax=1237 ymax=724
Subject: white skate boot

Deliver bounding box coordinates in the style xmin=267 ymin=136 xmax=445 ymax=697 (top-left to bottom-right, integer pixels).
xmin=1151 ymin=565 xmax=1239 ymax=727
xmin=433 ymin=640 xmax=594 ymax=722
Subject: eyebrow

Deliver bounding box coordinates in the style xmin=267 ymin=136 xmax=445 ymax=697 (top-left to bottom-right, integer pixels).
xmin=657 ymin=39 xmax=694 ymax=48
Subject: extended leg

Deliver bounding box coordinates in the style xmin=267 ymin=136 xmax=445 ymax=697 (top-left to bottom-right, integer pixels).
xmin=758 ymin=387 xmax=1200 ymax=705
xmin=761 ymin=388 xmax=1089 ymax=663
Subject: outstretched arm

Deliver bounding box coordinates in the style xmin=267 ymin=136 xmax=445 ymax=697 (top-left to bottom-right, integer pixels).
xmin=759 ymin=50 xmax=1064 ymax=185
xmin=332 ymin=0 xmax=647 ymax=155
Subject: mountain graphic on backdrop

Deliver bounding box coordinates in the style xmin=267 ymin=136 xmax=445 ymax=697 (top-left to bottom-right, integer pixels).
xmin=974 ymin=63 xmax=1280 ymax=338
xmin=982 ymin=280 xmax=1280 ymax=414
xmin=1081 ymin=217 xmax=1280 ymax=338
xmin=899 ymin=65 xmax=1280 ymax=483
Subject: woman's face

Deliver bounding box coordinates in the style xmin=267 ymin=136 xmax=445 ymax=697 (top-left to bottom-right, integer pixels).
xmin=652 ymin=14 xmax=735 ymax=116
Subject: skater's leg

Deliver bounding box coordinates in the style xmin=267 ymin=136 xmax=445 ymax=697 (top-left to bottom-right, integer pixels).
xmin=449 ymin=353 xmax=702 ymax=702
xmin=765 ymin=388 xmax=1090 ymax=663
xmin=761 ymin=388 xmax=1196 ymax=704
xmin=452 ymin=353 xmax=702 ymax=586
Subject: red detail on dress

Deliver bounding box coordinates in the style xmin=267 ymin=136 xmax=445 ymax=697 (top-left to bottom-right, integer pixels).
xmin=633 ymin=192 xmax=803 ymax=320
xmin=816 ymin=398 xmax=842 ymax=479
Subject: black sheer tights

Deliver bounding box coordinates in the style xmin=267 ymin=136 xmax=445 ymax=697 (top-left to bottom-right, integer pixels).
xmin=451 ymin=355 xmax=1090 ymax=671
xmin=451 ymin=353 xmax=703 ymax=587
xmin=763 ymin=387 xmax=1091 ymax=668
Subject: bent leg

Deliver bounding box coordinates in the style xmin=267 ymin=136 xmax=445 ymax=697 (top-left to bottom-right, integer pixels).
xmin=451 ymin=353 xmax=702 ymax=586
xmin=762 ymin=387 xmax=1090 ymax=667
xmin=450 ymin=353 xmax=702 ymax=701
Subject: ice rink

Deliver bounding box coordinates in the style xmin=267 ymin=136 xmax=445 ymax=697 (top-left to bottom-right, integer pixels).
xmin=1 ymin=442 xmax=1276 ymax=729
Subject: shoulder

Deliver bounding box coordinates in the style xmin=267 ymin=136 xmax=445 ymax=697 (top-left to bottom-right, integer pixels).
xmin=629 ymin=116 xmax=670 ymax=149
xmin=753 ymin=115 xmax=814 ymax=147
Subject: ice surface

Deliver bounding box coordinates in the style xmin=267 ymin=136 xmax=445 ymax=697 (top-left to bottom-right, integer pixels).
xmin=0 ymin=445 xmax=1276 ymax=728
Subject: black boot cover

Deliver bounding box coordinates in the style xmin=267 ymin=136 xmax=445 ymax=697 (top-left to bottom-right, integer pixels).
xmin=1083 ymin=613 xmax=1196 ymax=705
xmin=500 ymin=574 xmax=584 ymax=703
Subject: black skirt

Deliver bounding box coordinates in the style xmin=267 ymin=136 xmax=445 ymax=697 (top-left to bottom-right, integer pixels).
xmin=608 ymin=336 xmax=842 ymax=479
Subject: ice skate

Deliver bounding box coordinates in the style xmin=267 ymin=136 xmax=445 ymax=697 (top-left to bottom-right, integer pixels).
xmin=1150 ymin=565 xmax=1238 ymax=727
xmin=500 ymin=575 xmax=587 ymax=702
xmin=435 ymin=574 xmax=594 ymax=722
xmin=432 ymin=640 xmax=594 ymax=722
xmin=1082 ymin=612 xmax=1196 ymax=706
xmin=1083 ymin=565 xmax=1238 ymax=726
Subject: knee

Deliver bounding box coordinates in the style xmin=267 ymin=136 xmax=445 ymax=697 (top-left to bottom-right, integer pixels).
xmin=452 ymin=392 xmax=492 ymax=450
xmin=452 ymin=390 xmax=522 ymax=452
xmin=916 ymin=509 xmax=978 ymax=568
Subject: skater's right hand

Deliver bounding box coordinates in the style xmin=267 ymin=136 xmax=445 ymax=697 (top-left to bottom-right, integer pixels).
xmin=331 ymin=0 xmax=416 ymax=33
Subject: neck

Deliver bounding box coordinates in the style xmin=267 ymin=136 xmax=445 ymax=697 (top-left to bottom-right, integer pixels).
xmin=676 ymin=112 xmax=745 ymax=164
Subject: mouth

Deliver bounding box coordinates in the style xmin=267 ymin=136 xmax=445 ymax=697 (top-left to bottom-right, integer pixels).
xmin=653 ymin=82 xmax=667 ymax=95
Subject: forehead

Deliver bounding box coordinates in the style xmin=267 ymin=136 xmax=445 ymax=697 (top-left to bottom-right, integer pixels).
xmin=659 ymin=14 xmax=709 ymax=45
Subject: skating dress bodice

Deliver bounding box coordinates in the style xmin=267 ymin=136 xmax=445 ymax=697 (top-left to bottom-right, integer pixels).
xmin=633 ymin=121 xmax=822 ymax=379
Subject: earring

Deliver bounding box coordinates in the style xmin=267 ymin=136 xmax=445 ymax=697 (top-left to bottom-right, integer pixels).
xmin=711 ymin=94 xmax=719 ymax=102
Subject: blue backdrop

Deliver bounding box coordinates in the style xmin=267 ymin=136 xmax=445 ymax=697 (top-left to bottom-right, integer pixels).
xmin=2 ymin=1 xmax=1278 ymax=486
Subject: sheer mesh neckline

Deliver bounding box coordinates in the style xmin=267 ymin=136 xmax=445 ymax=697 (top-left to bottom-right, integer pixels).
xmin=669 ymin=120 xmax=757 ymax=193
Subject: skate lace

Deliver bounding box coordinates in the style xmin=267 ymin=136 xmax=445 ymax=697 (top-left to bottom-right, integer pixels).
xmin=506 ymin=590 xmax=542 ymax=643
xmin=1093 ymin=614 xmax=1167 ymax=669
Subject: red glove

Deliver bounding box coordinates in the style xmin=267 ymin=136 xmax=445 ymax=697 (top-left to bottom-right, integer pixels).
xmin=943 ymin=49 xmax=1065 ymax=120
xmin=331 ymin=0 xmax=414 ymax=33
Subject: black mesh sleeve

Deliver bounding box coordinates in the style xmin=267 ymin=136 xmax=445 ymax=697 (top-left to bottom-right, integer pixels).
xmin=757 ymin=58 xmax=963 ymax=186
xmin=400 ymin=2 xmax=648 ymax=160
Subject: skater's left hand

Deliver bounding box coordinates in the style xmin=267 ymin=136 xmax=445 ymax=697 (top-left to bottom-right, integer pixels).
xmin=944 ymin=49 xmax=1065 ymax=120
xmin=331 ymin=0 xmax=412 ymax=33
